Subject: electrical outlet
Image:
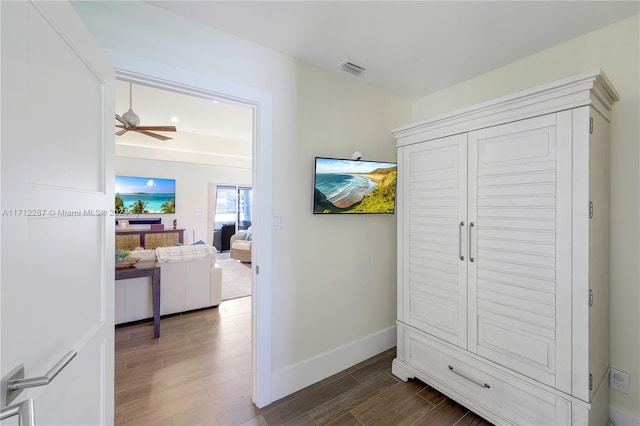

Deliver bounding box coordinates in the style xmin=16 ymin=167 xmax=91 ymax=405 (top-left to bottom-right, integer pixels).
xmin=609 ymin=368 xmax=630 ymax=394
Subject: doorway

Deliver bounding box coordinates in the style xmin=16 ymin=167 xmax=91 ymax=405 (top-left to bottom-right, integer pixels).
xmin=113 ymin=67 xmax=273 ymax=407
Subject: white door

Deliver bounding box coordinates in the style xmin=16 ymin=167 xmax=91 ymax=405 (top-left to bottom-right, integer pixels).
xmin=467 ymin=113 xmax=572 ymax=393
xmin=401 ymin=134 xmax=468 ymax=348
xmin=1 ymin=1 xmax=114 ymax=425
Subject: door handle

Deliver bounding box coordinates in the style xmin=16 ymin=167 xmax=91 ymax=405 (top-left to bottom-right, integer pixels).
xmin=0 ymin=398 xmax=35 ymax=426
xmin=469 ymin=222 xmax=475 ymax=262
xmin=2 ymin=351 xmax=76 ymax=406
xmin=458 ymin=222 xmax=464 ymax=261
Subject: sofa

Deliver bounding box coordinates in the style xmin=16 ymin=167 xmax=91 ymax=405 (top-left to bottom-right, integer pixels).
xmin=115 ymin=244 xmax=222 ymax=325
xmin=230 ymin=229 xmax=252 ymax=263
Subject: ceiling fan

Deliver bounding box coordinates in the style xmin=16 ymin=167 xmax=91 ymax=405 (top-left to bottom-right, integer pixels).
xmin=115 ymin=82 xmax=177 ymax=141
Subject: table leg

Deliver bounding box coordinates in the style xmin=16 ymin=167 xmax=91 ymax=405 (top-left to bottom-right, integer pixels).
xmin=152 ymin=268 xmax=161 ymax=338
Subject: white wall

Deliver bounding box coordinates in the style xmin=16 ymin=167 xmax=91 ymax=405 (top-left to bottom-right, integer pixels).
xmin=116 ymin=152 xmax=251 ymax=245
xmin=116 ymin=131 xmax=252 ymax=170
xmin=412 ymin=15 xmax=640 ymax=419
xmin=271 ymin=62 xmax=411 ymax=370
xmin=73 ymin=0 xmax=412 ymax=403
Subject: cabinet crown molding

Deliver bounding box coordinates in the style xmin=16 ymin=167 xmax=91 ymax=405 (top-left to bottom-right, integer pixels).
xmin=394 ymin=68 xmax=619 ymax=147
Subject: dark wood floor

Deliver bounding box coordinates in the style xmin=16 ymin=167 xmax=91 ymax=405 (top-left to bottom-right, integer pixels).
xmin=115 ymin=297 xmax=492 ymax=425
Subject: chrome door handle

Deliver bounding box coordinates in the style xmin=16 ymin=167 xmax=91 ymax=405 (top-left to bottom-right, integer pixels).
xmin=469 ymin=222 xmax=475 ymax=262
xmin=458 ymin=222 xmax=464 ymax=261
xmin=0 ymin=398 xmax=35 ymax=426
xmin=3 ymin=351 xmax=76 ymax=406
xmin=8 ymin=351 xmax=76 ymax=391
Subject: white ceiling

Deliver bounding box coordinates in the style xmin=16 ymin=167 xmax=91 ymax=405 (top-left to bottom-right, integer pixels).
xmin=115 ymin=79 xmax=253 ymax=142
xmin=148 ymin=1 xmax=639 ymax=100
xmin=114 ymin=1 xmax=638 ymax=151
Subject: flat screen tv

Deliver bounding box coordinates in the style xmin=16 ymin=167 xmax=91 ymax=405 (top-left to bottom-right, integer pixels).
xmin=313 ymin=157 xmax=397 ymax=214
xmin=115 ymin=175 xmax=176 ymax=214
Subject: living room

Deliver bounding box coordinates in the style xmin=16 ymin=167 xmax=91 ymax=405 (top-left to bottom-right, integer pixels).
xmin=113 ymin=79 xmax=253 ymax=246
xmin=113 ymin=78 xmax=255 ymax=304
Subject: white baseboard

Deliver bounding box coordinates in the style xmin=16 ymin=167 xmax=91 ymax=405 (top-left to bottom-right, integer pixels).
xmin=271 ymin=326 xmax=397 ymax=401
xmin=610 ymin=404 xmax=640 ymax=426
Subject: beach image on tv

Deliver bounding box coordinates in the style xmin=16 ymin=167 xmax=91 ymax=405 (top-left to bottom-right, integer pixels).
xmin=115 ymin=176 xmax=176 ymax=214
xmin=313 ymin=158 xmax=397 ymax=214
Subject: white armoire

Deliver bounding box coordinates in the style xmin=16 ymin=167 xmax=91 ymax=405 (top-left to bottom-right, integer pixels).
xmin=392 ymin=69 xmax=618 ymax=425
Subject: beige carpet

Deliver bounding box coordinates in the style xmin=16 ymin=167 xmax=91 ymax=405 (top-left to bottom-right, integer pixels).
xmin=217 ymin=252 xmax=252 ymax=300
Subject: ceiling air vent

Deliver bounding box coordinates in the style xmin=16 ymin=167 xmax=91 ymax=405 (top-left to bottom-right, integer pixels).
xmin=339 ymin=60 xmax=366 ymax=76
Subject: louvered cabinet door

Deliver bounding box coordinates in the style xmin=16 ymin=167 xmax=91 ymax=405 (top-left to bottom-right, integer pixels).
xmin=401 ymin=134 xmax=468 ymax=348
xmin=467 ymin=113 xmax=572 ymax=393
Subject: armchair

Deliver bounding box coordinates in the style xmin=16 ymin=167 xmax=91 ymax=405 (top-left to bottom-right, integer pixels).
xmin=230 ymin=229 xmax=252 ymax=263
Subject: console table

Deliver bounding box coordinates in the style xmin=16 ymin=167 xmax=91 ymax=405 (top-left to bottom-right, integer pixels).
xmin=116 ymin=228 xmax=185 ymax=250
xmin=115 ymin=261 xmax=161 ymax=338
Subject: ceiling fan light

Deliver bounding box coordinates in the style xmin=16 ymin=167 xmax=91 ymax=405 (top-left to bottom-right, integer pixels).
xmin=122 ymin=108 xmax=140 ymax=126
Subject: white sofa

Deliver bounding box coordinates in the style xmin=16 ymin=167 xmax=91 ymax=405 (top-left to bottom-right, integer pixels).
xmin=115 ymin=244 xmax=222 ymax=325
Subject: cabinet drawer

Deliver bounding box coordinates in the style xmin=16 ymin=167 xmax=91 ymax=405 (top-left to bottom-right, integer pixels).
xmin=403 ymin=328 xmax=571 ymax=425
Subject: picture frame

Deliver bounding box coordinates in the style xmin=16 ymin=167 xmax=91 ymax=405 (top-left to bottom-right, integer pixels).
xmin=313 ymin=157 xmax=397 ymax=214
xmin=118 ymin=220 xmax=130 ymax=230
xmin=115 ymin=175 xmax=176 ymax=214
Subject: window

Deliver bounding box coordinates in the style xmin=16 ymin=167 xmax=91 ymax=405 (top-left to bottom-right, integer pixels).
xmin=214 ymin=185 xmax=252 ymax=231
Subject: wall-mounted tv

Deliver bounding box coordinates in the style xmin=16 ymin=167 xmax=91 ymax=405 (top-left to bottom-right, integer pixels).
xmin=115 ymin=175 xmax=176 ymax=214
xmin=313 ymin=157 xmax=397 ymax=214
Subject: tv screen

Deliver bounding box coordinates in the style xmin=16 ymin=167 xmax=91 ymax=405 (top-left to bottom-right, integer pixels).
xmin=115 ymin=175 xmax=176 ymax=214
xmin=313 ymin=157 xmax=397 ymax=214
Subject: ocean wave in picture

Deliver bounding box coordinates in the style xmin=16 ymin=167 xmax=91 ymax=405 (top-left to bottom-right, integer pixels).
xmin=315 ymin=173 xmax=376 ymax=208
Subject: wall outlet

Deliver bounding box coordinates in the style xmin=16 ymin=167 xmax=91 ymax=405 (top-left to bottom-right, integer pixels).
xmin=609 ymin=368 xmax=630 ymax=394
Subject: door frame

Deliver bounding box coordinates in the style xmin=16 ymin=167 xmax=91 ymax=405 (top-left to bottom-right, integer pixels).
xmin=112 ymin=61 xmax=273 ymax=407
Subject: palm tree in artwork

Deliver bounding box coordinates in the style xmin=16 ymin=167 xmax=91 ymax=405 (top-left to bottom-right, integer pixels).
xmin=160 ymin=198 xmax=175 ymax=213
xmin=129 ymin=200 xmax=148 ymax=214
xmin=115 ymin=193 xmax=127 ymax=214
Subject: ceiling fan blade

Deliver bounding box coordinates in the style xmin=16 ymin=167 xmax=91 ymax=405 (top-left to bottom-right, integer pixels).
xmin=136 ymin=129 xmax=173 ymax=141
xmin=134 ymin=126 xmax=177 ymax=132
xmin=115 ymin=128 xmax=129 ymax=136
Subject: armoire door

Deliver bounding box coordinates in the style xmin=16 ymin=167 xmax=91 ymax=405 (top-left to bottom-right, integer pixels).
xmin=401 ymin=134 xmax=468 ymax=348
xmin=467 ymin=113 xmax=573 ymax=393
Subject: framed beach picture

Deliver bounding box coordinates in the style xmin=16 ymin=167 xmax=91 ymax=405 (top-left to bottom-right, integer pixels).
xmin=313 ymin=157 xmax=397 ymax=214
xmin=118 ymin=220 xmax=130 ymax=230
xmin=115 ymin=175 xmax=176 ymax=214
